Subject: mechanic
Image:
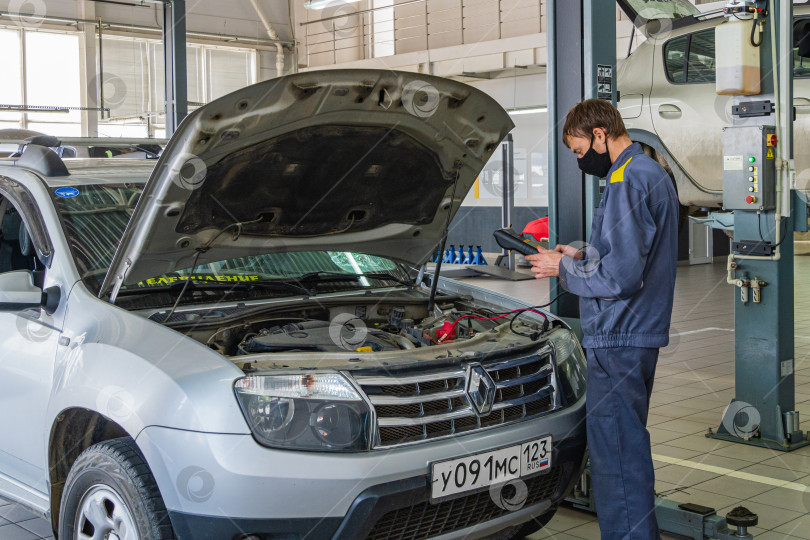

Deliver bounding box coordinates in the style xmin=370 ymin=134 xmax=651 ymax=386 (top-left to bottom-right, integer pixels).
xmin=527 ymin=99 xmax=678 ymax=539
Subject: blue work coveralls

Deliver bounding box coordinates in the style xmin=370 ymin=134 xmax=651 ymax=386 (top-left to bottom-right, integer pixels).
xmin=559 ymin=143 xmax=679 ymax=539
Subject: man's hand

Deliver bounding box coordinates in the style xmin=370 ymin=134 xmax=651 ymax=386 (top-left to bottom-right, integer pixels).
xmin=525 ymin=249 xmax=564 ymax=279
xmin=554 ymin=244 xmax=584 ymax=260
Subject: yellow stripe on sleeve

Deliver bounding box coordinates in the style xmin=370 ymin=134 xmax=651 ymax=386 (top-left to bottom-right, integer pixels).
xmin=610 ymin=156 xmax=633 ymax=183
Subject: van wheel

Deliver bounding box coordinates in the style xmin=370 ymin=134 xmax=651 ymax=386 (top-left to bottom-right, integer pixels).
xmin=59 ymin=437 xmax=176 ymax=540
xmin=640 ymin=143 xmax=692 ymax=230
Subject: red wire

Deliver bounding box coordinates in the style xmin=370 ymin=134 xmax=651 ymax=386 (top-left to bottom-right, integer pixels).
xmin=447 ymin=308 xmax=547 ymax=331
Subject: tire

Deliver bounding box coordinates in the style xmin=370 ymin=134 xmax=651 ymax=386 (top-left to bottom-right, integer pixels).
xmin=58 ymin=437 xmax=176 ymax=540
xmin=679 ymin=204 xmax=692 ymax=232
xmin=482 ymin=508 xmax=556 ymax=540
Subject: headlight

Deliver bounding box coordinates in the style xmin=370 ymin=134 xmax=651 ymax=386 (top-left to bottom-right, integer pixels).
xmin=548 ymin=329 xmax=587 ymax=405
xmin=234 ymin=373 xmax=372 ymax=451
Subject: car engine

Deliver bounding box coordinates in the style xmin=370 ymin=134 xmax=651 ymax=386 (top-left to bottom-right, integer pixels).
xmin=198 ymin=300 xmax=547 ymax=357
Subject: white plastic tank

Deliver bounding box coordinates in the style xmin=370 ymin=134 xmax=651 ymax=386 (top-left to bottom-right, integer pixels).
xmin=716 ymin=18 xmax=762 ymax=95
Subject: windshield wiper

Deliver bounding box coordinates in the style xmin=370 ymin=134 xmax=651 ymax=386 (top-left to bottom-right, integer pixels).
xmin=297 ymin=271 xmax=361 ymax=283
xmin=363 ymin=272 xmax=414 ymax=287
xmin=295 ymin=271 xmax=413 ymax=288
xmin=117 ymin=279 xmax=311 ymax=298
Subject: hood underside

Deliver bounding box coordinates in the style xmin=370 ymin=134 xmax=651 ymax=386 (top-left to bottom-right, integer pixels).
xmin=178 ymin=124 xmax=449 ymax=237
xmin=101 ymin=69 xmax=513 ymax=300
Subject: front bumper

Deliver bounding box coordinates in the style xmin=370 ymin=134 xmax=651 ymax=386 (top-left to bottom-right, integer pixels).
xmin=136 ymin=396 xmax=585 ymax=540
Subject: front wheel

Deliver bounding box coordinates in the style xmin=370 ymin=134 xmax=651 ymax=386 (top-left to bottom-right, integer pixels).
xmin=59 ymin=437 xmax=176 ymax=540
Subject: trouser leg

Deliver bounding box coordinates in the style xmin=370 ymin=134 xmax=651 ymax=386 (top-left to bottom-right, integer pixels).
xmin=586 ymin=347 xmax=660 ymax=540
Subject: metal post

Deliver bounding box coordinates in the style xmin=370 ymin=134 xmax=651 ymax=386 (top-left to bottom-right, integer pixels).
xmin=498 ymin=0 xmax=503 ymax=39
xmin=501 ymin=134 xmax=515 ymax=270
xmin=547 ymin=0 xmax=583 ymax=317
xmin=459 ymin=0 xmax=464 ymax=44
xmin=97 ymin=19 xmax=105 ymax=120
xmin=163 ymin=0 xmax=187 ymax=136
xmin=547 ymin=0 xmax=616 ymax=318
xmin=19 ymin=29 xmax=27 ymax=130
xmin=583 ymin=0 xmax=617 ymax=236
xmin=424 ymin=0 xmax=429 ymax=52
xmin=78 ymin=1 xmax=98 ymax=136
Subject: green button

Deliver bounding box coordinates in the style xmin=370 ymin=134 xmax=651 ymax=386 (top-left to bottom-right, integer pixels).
xmin=749 ymin=157 xmax=756 ymax=163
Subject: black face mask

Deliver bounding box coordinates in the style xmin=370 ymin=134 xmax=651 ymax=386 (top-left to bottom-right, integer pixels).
xmin=577 ymin=136 xmax=613 ymax=178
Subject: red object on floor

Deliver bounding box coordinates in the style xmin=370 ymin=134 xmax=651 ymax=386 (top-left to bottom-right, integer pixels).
xmin=522 ymin=217 xmax=549 ymax=242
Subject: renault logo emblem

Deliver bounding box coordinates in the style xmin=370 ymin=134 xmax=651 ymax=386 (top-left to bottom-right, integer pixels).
xmin=465 ymin=363 xmax=497 ymax=416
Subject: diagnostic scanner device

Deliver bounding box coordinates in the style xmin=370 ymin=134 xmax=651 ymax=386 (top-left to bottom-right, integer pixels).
xmin=493 ymin=228 xmax=545 ymax=256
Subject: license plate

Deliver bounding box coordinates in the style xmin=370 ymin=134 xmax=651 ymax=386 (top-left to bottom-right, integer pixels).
xmin=430 ymin=436 xmax=551 ymax=501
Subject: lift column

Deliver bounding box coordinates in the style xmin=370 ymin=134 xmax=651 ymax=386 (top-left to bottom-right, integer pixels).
xmin=163 ymin=0 xmax=188 ymax=136
xmin=547 ymin=0 xmax=617 ymax=319
xmin=709 ymin=0 xmax=810 ymax=451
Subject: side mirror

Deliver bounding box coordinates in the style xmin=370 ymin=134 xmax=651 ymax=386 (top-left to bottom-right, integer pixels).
xmin=0 ymin=270 xmax=59 ymax=313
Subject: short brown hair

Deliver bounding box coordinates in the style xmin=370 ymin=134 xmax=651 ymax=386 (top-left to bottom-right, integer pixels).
xmin=562 ymin=99 xmax=628 ymax=148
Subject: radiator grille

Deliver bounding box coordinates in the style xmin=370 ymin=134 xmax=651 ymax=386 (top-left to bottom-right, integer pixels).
xmin=353 ymin=347 xmax=559 ymax=448
xmin=366 ymin=467 xmax=563 ymax=540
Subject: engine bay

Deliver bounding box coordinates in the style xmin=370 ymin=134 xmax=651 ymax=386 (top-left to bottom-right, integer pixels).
xmin=187 ymin=296 xmax=550 ymax=358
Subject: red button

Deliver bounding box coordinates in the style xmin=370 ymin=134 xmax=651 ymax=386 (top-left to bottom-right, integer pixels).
xmin=746 ymin=196 xmax=757 ymax=204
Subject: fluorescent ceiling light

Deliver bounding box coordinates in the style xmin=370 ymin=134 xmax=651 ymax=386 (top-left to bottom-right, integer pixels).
xmin=304 ymin=0 xmax=362 ymax=10
xmin=507 ymin=106 xmax=548 ymax=116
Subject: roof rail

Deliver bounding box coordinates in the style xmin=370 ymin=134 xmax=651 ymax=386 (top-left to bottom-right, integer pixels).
xmin=25 ymin=135 xmax=61 ymax=147
xmin=15 ymin=144 xmax=69 ymax=177
xmin=0 ymin=137 xmax=169 ymax=147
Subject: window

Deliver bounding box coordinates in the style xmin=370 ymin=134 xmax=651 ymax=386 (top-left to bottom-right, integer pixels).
xmin=101 ymin=36 xmax=256 ymax=137
xmin=687 ymin=30 xmax=716 ymax=83
xmin=0 ymin=29 xmax=82 ymax=136
xmin=372 ymin=0 xmax=395 ymax=58
xmin=207 ymin=48 xmax=256 ymax=100
xmin=794 ymin=18 xmax=810 ymax=78
xmin=663 ymin=35 xmax=687 ymax=83
xmin=0 ymin=198 xmax=38 ymax=274
xmin=663 ymin=29 xmax=715 ymax=84
xmin=26 ymin=32 xmax=82 ymax=135
xmin=0 ymin=30 xmax=22 ymax=125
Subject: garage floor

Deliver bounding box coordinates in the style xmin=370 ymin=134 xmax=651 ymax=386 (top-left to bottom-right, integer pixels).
xmin=462 ymin=258 xmax=810 ymax=540
xmin=1 ymin=258 xmax=808 ymax=540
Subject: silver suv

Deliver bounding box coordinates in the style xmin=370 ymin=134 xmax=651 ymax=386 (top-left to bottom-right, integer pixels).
xmin=0 ymin=70 xmax=587 ymax=540
xmin=617 ymin=0 xmax=810 ymax=208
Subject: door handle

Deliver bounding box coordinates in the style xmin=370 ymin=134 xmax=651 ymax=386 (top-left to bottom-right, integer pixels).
xmin=658 ymin=104 xmax=682 ymax=119
xmin=794 ymin=97 xmax=810 ymax=113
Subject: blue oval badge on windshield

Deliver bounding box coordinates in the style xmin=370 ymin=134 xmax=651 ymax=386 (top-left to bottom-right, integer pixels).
xmin=54 ymin=187 xmax=80 ymax=198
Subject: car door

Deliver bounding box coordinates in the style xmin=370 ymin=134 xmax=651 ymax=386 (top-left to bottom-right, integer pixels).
xmin=0 ymin=195 xmax=61 ymax=496
xmin=650 ymin=27 xmax=726 ymax=194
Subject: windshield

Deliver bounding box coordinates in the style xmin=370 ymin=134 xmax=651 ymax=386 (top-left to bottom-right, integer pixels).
xmin=51 ymin=184 xmax=410 ymax=297
xmin=619 ymin=0 xmax=700 ymax=22
xmin=130 ymin=251 xmax=404 ymax=289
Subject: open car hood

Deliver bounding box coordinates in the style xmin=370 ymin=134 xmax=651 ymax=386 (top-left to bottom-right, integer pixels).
xmin=100 ymin=70 xmax=513 ymax=300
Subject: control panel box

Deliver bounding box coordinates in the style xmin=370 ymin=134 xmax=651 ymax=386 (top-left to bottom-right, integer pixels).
xmin=722 ymin=125 xmax=776 ymax=211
